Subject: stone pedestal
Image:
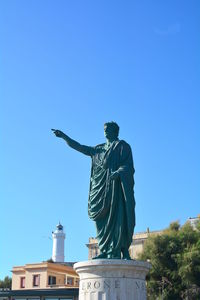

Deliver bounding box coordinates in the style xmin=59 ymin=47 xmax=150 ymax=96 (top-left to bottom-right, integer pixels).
xmin=74 ymin=259 xmax=151 ymax=300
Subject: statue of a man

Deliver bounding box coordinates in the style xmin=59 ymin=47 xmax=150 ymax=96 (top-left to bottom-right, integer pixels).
xmin=52 ymin=122 xmax=135 ymax=259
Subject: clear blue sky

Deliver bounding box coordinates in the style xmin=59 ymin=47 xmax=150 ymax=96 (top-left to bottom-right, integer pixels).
xmin=1 ymin=0 xmax=200 ymax=279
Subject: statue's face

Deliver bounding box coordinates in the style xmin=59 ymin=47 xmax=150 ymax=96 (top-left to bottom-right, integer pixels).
xmin=104 ymin=124 xmax=117 ymax=140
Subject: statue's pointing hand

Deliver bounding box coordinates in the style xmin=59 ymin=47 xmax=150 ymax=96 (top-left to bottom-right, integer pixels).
xmin=51 ymin=129 xmax=64 ymax=138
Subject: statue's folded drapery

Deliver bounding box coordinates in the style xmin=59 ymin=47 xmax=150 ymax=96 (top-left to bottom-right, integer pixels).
xmin=88 ymin=140 xmax=135 ymax=257
xmin=52 ymin=125 xmax=136 ymax=259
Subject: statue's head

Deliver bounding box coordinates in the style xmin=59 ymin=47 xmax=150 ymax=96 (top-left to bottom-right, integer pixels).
xmin=104 ymin=121 xmax=120 ymax=140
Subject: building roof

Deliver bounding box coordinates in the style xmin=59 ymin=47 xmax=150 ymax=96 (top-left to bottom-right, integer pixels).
xmin=12 ymin=262 xmax=78 ymax=277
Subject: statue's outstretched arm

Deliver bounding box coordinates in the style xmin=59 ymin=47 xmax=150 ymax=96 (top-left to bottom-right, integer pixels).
xmin=51 ymin=129 xmax=94 ymax=156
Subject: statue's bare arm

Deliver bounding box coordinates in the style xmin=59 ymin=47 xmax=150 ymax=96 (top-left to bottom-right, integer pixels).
xmin=51 ymin=129 xmax=95 ymax=156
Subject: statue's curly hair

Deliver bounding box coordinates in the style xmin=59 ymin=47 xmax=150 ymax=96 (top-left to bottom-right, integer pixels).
xmin=104 ymin=121 xmax=120 ymax=138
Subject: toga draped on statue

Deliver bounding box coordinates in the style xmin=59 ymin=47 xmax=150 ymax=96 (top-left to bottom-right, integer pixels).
xmin=52 ymin=123 xmax=136 ymax=259
xmin=88 ymin=139 xmax=135 ymax=257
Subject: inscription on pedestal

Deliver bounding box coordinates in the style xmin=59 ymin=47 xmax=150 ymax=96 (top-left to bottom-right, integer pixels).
xmin=81 ymin=279 xmax=120 ymax=291
xmin=80 ymin=278 xmax=145 ymax=292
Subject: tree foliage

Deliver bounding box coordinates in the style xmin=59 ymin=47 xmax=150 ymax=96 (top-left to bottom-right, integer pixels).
xmin=0 ymin=276 xmax=12 ymax=289
xmin=140 ymin=221 xmax=200 ymax=300
xmin=46 ymin=258 xmax=54 ymax=263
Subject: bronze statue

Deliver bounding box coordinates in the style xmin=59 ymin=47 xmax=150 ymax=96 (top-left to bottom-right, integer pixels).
xmin=52 ymin=122 xmax=135 ymax=259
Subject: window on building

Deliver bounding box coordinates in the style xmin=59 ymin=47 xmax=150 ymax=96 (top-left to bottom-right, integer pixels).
xmin=33 ymin=274 xmax=40 ymax=287
xmin=45 ymin=298 xmax=73 ymax=300
xmin=74 ymin=278 xmax=79 ymax=286
xmin=95 ymin=247 xmax=99 ymax=256
xmin=66 ymin=277 xmax=74 ymax=285
xmin=48 ymin=276 xmax=56 ymax=285
xmin=20 ymin=277 xmax=25 ymax=288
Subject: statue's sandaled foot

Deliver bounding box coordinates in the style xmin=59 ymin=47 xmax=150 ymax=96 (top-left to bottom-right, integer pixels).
xmin=92 ymin=252 xmax=107 ymax=259
xmin=107 ymin=250 xmax=121 ymax=259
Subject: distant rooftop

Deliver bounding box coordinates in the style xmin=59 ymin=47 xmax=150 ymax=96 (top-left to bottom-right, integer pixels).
xmin=187 ymin=215 xmax=200 ymax=229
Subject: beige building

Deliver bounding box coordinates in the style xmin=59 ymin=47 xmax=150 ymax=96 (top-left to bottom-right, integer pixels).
xmin=86 ymin=229 xmax=162 ymax=260
xmin=12 ymin=262 xmax=79 ymax=290
xmin=87 ymin=215 xmax=200 ymax=259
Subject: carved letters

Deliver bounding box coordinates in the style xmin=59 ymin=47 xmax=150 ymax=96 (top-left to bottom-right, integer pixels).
xmin=80 ymin=279 xmax=145 ymax=291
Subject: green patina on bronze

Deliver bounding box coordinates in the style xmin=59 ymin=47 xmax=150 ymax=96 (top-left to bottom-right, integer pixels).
xmin=52 ymin=122 xmax=135 ymax=259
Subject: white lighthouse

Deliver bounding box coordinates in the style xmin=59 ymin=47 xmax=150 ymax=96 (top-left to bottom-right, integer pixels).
xmin=52 ymin=222 xmax=65 ymax=263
